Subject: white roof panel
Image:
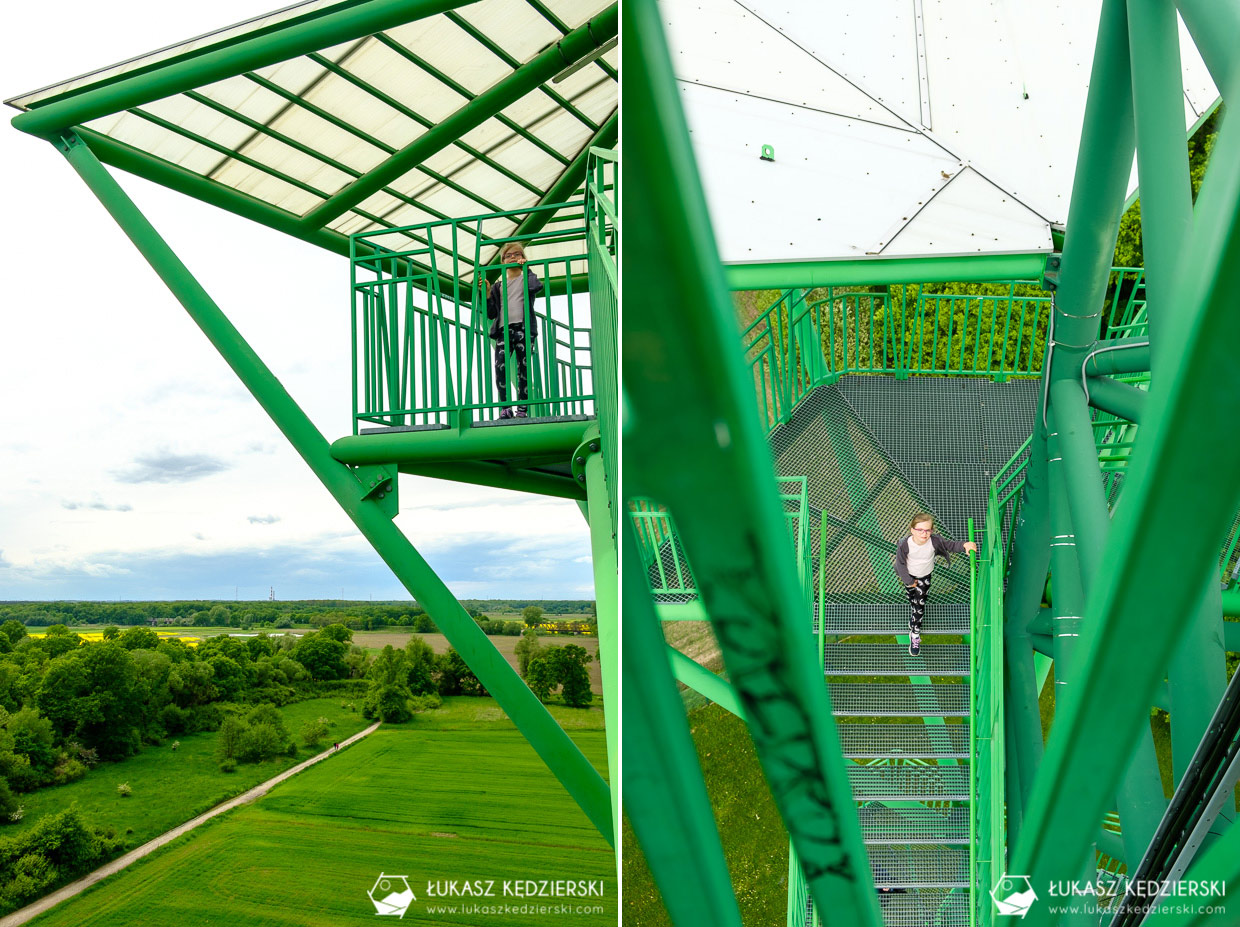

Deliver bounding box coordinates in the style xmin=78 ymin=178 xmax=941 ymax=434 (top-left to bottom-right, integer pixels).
xmin=664 ymin=0 xmax=1219 ymax=264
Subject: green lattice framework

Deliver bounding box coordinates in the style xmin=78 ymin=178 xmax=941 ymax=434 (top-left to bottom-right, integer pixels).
xmin=11 ymin=0 xmax=621 ymax=861
xmin=624 ymin=1 xmax=1240 ymax=926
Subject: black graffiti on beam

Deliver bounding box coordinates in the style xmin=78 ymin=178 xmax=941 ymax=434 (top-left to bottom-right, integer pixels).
xmin=702 ymin=532 xmax=856 ymax=884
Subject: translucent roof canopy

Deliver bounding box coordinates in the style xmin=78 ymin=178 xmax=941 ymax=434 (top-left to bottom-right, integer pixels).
xmin=663 ymin=0 xmax=1218 ymax=266
xmin=8 ymin=0 xmax=618 ymax=277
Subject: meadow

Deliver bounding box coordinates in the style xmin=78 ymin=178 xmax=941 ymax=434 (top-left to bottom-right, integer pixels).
xmin=26 ymin=697 xmax=614 ymax=927
xmin=8 ymin=698 xmax=370 ymax=851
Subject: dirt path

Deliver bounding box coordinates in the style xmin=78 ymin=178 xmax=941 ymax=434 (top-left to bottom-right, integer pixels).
xmin=0 ymin=722 xmax=381 ymax=927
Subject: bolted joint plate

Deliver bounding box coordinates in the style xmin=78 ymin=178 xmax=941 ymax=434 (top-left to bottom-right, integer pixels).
xmin=570 ymin=437 xmax=602 ymax=485
xmin=352 ymin=463 xmax=398 ymax=519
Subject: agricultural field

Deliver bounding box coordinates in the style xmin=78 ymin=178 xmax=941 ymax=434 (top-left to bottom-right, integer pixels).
xmin=8 ymin=698 xmax=370 ymax=851
xmin=27 ymin=697 xmax=614 ymax=927
xmin=352 ymin=630 xmax=603 ymax=694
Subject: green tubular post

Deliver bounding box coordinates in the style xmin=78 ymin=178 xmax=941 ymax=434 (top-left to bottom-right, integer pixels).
xmin=1115 ymin=700 xmax=1169 ymax=865
xmin=11 ymin=0 xmax=478 ymax=140
xmin=1047 ymin=379 xmax=1112 ymax=595
xmin=1050 ymin=0 xmax=1135 ymax=365
xmin=723 ymin=253 xmax=1047 ymax=290
xmin=621 ymin=525 xmax=744 ymax=927
xmin=1167 ymin=583 xmax=1226 ymax=788
xmin=1011 ymin=89 xmax=1240 ymax=927
xmin=57 ymin=133 xmax=613 ymax=846
xmin=1175 ymin=0 xmax=1240 ymax=103
xmin=582 ymin=444 xmax=619 ymax=850
xmin=623 ymin=0 xmax=880 ymax=922
xmin=1086 ymin=376 xmax=1147 ymax=422
xmin=299 ymin=5 xmax=618 ymax=229
xmin=331 ymin=421 xmax=587 ymax=464
xmin=1126 ymin=0 xmax=1192 ymax=377
xmin=667 ymin=646 xmax=747 ymax=720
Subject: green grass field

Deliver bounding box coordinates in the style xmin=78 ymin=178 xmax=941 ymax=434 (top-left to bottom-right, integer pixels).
xmin=9 ymin=699 xmax=370 ymax=852
xmin=27 ymin=697 xmax=614 ymax=927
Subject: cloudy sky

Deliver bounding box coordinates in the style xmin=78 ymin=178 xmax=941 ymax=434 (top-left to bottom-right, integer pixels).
xmin=0 ymin=1 xmax=595 ymax=602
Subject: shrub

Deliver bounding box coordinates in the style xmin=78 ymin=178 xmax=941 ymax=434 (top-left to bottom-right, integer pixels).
xmin=409 ymin=693 xmax=443 ymax=713
xmin=219 ymin=758 xmax=237 ymax=773
xmin=52 ymin=758 xmax=88 ymax=786
xmin=117 ymin=783 xmax=132 ymax=798
xmin=0 ymin=780 xmax=17 ymax=823
xmin=300 ymin=717 xmax=330 ymax=749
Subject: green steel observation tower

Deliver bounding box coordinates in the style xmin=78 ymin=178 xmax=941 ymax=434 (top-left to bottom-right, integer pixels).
xmin=624 ymin=1 xmax=1240 ymax=926
xmin=8 ymin=0 xmax=619 ymax=865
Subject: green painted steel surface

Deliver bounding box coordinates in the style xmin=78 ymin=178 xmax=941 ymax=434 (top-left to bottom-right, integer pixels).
xmin=57 ymin=133 xmax=614 ymax=847
xmin=584 ymin=149 xmax=619 ymax=541
xmin=623 ymin=0 xmax=880 ymax=923
xmin=724 ymin=253 xmax=1048 ymax=290
xmin=348 ymin=203 xmax=597 ymax=429
xmin=331 ymin=420 xmax=587 ymax=463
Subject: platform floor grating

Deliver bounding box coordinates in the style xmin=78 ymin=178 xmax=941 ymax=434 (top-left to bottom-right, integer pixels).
xmin=824 ymin=643 xmax=970 ymax=677
xmin=858 ymin=804 xmax=970 ymax=844
xmin=847 ymin=764 xmax=970 ymax=801
xmin=818 ymin=603 xmax=970 ymax=635
xmin=837 ymin=722 xmax=970 ymax=759
xmin=876 ymin=890 xmax=969 ymax=927
xmin=829 ymin=682 xmax=969 ymax=716
xmin=869 ymin=844 xmax=970 ymax=888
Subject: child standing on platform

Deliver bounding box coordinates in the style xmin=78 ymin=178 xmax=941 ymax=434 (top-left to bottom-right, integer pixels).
xmin=894 ymin=513 xmax=976 ymax=656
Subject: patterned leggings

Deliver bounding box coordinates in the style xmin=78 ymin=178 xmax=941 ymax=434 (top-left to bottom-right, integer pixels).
xmin=905 ymin=573 xmax=932 ymax=635
xmin=493 ymin=324 xmax=529 ymax=402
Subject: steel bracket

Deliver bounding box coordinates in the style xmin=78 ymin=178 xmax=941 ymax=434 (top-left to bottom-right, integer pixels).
xmin=353 ymin=463 xmax=398 ymax=518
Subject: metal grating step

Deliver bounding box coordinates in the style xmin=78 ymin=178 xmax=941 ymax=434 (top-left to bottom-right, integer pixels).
xmin=824 ymin=643 xmax=970 ymax=677
xmin=869 ymin=845 xmax=970 ymax=888
xmin=877 ymin=890 xmax=969 ymax=927
xmin=837 ymin=722 xmax=970 ymax=759
xmin=858 ymin=804 xmax=970 ymax=844
xmin=829 ymin=682 xmax=969 ymax=717
xmin=818 ymin=603 xmax=970 ymax=635
xmin=847 ymin=764 xmax=970 ymax=801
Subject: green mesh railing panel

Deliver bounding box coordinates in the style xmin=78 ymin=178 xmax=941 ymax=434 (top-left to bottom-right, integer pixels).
xmin=350 ymin=202 xmax=596 ymax=430
xmin=586 ymin=149 xmax=618 ymax=536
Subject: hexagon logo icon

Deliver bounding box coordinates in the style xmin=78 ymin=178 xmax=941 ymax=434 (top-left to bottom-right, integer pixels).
xmin=991 ymin=874 xmax=1038 ymax=917
xmin=369 ymin=873 xmax=416 ymax=918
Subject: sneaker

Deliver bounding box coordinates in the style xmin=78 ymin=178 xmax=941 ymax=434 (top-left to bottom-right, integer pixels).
xmin=513 ymin=407 xmax=528 ymax=418
xmin=498 ymin=407 xmax=513 ymax=419
xmin=909 ymin=633 xmax=921 ymax=656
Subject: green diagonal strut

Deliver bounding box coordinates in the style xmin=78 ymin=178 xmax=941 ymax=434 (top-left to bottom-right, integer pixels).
xmin=56 ymin=131 xmax=613 ymax=846
xmin=299 ymin=4 xmax=618 ymax=229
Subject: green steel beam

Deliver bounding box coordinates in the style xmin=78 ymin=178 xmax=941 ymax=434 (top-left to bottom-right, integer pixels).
xmin=396 ymin=460 xmax=584 ymax=500
xmin=1011 ymin=84 xmax=1240 ymax=927
xmin=1116 ymin=693 xmax=1170 ymax=867
xmin=1175 ymin=0 xmax=1240 ymax=106
xmin=442 ymin=10 xmax=599 ymax=137
xmin=1225 ymin=595 xmax=1240 ymax=619
xmin=1126 ymin=0 xmax=1193 ymax=377
xmin=622 ymin=524 xmax=744 ymax=927
xmin=655 ymin=601 xmax=710 ymax=622
xmin=12 ymin=0 xmax=478 ymax=141
xmin=56 ymin=133 xmax=613 ymax=845
xmin=667 ymin=646 xmax=747 ymax=720
xmin=583 ymin=444 xmax=619 ymax=852
xmin=1141 ymin=820 xmax=1238 ymax=927
xmin=1050 ymin=0 xmax=1135 ymax=361
xmin=1084 ymin=342 xmax=1151 ymax=375
xmin=723 ymin=252 xmax=1047 ymax=291
xmin=1086 ymin=376 xmax=1147 ymax=422
xmin=1048 ymin=379 xmax=1113 ymax=594
xmin=331 ymin=421 xmax=588 ymax=465
xmin=513 ymin=116 xmax=618 ymax=242
xmin=523 ymin=0 xmax=617 ymax=82
xmin=624 ymin=0 xmax=880 ymax=921
xmin=299 ymin=6 xmax=617 ymax=229
xmin=1167 ymin=583 xmax=1226 ymax=789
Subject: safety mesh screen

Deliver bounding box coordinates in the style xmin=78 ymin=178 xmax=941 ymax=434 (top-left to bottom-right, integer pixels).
xmin=847 ymin=765 xmax=971 ymax=801
xmin=857 ymin=804 xmax=970 ymax=843
xmin=876 ymin=891 xmax=969 ymax=927
xmin=770 ymin=385 xmax=971 ymax=605
xmin=836 ymin=722 xmax=970 ymax=758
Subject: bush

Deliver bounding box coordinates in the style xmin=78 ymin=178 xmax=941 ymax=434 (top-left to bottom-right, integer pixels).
xmin=409 ymin=693 xmax=442 ymax=713
xmin=0 ymin=780 xmax=17 ymax=823
xmin=52 ymin=758 xmax=88 ymax=786
xmin=300 ymin=716 xmax=331 ymax=749
xmin=117 ymin=783 xmax=132 ymax=798
xmin=219 ymin=758 xmax=237 ymax=773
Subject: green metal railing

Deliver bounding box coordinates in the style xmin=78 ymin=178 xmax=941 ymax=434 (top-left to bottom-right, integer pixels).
xmin=586 ymin=148 xmax=619 ymax=534
xmin=970 ymin=463 xmax=1015 ymax=926
xmin=350 ymin=202 xmax=597 ymax=430
xmin=741 ymin=270 xmax=1147 ymax=432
